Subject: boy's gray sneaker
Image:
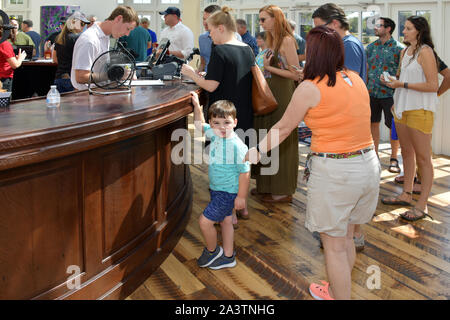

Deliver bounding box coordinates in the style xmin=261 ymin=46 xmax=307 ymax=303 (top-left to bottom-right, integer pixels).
xmin=208 ymin=251 xmax=236 ymax=270
xmin=197 ymin=246 xmax=223 ymax=267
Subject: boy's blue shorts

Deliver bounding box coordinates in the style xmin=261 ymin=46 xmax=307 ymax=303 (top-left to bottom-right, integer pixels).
xmin=203 ymin=190 xmax=237 ymax=223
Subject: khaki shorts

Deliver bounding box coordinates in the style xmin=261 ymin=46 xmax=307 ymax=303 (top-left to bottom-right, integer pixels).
xmin=305 ymin=149 xmax=381 ymax=237
xmin=394 ymin=109 xmax=434 ymax=134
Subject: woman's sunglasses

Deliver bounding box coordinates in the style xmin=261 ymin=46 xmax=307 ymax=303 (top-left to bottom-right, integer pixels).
xmin=259 ymin=18 xmax=266 ymax=23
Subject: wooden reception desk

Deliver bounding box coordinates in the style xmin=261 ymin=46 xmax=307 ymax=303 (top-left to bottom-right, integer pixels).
xmin=0 ymin=82 xmax=196 ymax=299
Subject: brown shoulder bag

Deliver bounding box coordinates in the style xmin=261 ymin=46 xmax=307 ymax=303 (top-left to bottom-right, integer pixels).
xmin=251 ymin=65 xmax=278 ymax=115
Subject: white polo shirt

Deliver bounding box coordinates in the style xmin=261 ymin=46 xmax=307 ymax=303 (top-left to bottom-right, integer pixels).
xmin=160 ymin=21 xmax=194 ymax=59
xmin=71 ymin=22 xmax=110 ymax=90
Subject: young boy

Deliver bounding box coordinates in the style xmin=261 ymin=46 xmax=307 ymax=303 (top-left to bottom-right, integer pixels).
xmin=191 ymin=91 xmax=250 ymax=270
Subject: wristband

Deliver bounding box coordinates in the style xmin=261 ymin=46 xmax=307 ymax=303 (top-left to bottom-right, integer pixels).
xmin=404 ymin=82 xmax=408 ymax=89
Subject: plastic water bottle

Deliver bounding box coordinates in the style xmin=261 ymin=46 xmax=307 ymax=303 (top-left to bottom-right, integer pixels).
xmin=46 ymin=85 xmax=60 ymax=108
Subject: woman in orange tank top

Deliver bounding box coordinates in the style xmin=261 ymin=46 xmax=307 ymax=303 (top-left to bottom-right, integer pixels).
xmin=245 ymin=26 xmax=380 ymax=300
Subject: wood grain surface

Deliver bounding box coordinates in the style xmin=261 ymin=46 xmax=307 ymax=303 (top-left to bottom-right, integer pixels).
xmin=127 ymin=115 xmax=450 ymax=300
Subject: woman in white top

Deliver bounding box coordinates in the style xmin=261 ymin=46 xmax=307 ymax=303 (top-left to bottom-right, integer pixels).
xmin=381 ymin=16 xmax=439 ymax=221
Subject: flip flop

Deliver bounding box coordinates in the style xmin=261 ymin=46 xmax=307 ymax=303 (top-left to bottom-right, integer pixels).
xmin=388 ymin=158 xmax=401 ymax=173
xmin=400 ymin=207 xmax=433 ymax=221
xmin=394 ymin=176 xmax=421 ymax=185
xmin=381 ymin=192 xmax=412 ymax=206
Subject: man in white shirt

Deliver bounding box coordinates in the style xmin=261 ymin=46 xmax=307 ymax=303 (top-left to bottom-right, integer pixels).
xmin=71 ymin=6 xmax=139 ymax=90
xmin=159 ymin=7 xmax=194 ymax=60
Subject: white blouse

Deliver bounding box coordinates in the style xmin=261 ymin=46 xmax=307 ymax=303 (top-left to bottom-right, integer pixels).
xmin=393 ymin=45 xmax=438 ymax=119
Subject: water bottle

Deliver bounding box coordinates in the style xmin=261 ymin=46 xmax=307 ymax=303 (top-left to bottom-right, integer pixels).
xmin=46 ymin=85 xmax=60 ymax=108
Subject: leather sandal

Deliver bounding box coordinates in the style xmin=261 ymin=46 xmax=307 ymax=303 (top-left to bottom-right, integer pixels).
xmin=250 ymin=188 xmax=269 ymax=196
xmin=388 ymin=158 xmax=401 ymax=173
xmin=381 ymin=191 xmax=412 ymax=206
xmin=394 ymin=175 xmax=420 ymax=185
xmin=400 ymin=207 xmax=433 ymax=221
xmin=261 ymin=194 xmax=292 ymax=203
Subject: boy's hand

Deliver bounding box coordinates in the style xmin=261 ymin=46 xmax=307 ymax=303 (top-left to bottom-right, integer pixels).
xmin=190 ymin=91 xmax=200 ymax=107
xmin=234 ymin=196 xmax=246 ymax=211
xmin=244 ymin=147 xmax=260 ymax=164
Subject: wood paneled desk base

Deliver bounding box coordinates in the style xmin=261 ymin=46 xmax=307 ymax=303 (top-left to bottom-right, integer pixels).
xmin=0 ymin=82 xmax=197 ymax=299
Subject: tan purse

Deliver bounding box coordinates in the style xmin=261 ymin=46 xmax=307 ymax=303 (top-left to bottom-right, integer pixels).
xmin=251 ymin=65 xmax=278 ymax=115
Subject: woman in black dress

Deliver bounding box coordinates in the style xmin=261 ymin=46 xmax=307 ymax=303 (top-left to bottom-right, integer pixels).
xmin=181 ymin=6 xmax=255 ymax=134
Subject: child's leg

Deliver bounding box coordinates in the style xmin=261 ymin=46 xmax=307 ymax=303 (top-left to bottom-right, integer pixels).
xmin=220 ymin=215 xmax=234 ymax=257
xmin=199 ymin=214 xmax=218 ymax=252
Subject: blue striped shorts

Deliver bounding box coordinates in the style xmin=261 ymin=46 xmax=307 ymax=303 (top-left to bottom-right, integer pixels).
xmin=203 ymin=190 xmax=237 ymax=222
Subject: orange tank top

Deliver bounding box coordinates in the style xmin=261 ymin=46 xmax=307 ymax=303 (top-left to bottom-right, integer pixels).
xmin=304 ymin=71 xmax=373 ymax=153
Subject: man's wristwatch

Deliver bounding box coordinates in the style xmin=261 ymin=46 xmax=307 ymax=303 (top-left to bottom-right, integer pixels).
xmin=403 ymin=82 xmax=408 ymax=89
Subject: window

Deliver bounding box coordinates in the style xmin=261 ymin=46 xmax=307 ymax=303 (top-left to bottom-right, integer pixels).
xmin=133 ymin=0 xmax=151 ymax=3
xmin=362 ymin=11 xmax=378 ymax=46
xmin=118 ymin=0 xmax=124 ymax=4
xmin=9 ymin=0 xmax=24 ymax=4
xmin=245 ymin=13 xmax=260 ymax=37
xmin=398 ymin=10 xmax=431 ymax=42
xmin=346 ymin=11 xmax=359 ymax=38
xmin=161 ymin=0 xmax=180 ymax=4
xmin=298 ymin=12 xmax=313 ymax=39
xmin=161 ymin=16 xmax=167 ymax=32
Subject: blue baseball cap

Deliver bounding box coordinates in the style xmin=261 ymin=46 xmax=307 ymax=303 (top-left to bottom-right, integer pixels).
xmin=159 ymin=7 xmax=181 ymax=18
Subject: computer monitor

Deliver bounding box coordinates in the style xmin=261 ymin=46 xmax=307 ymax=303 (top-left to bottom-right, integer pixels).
xmin=14 ymin=45 xmax=34 ymax=60
xmin=145 ymin=38 xmax=170 ymax=67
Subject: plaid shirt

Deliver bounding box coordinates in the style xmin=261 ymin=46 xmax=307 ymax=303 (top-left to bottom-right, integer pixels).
xmin=366 ymin=38 xmax=404 ymax=98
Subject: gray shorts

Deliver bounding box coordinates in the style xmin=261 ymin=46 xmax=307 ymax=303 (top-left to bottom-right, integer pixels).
xmin=305 ymin=149 xmax=381 ymax=237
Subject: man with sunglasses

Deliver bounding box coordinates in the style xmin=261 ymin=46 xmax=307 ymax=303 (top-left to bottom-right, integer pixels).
xmin=366 ymin=17 xmax=404 ymax=174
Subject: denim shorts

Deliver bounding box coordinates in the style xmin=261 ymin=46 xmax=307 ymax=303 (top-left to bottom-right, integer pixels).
xmin=203 ymin=190 xmax=237 ymax=223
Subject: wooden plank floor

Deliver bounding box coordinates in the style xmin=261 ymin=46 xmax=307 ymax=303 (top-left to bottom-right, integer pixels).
xmin=127 ymin=120 xmax=450 ymax=300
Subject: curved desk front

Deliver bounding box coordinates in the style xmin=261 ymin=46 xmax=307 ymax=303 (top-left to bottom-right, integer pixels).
xmin=0 ymin=82 xmax=196 ymax=299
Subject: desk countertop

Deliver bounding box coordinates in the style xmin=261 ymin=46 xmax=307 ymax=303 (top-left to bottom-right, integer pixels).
xmin=0 ymin=81 xmax=198 ymax=170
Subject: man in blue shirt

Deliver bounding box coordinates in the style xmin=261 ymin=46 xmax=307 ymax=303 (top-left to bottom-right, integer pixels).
xmin=236 ymin=19 xmax=259 ymax=57
xmin=313 ymin=3 xmax=367 ymax=82
xmin=21 ymin=19 xmax=40 ymax=58
xmin=199 ymin=5 xmax=242 ymax=73
xmin=289 ymin=20 xmax=306 ymax=64
xmin=199 ymin=5 xmax=221 ymax=72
